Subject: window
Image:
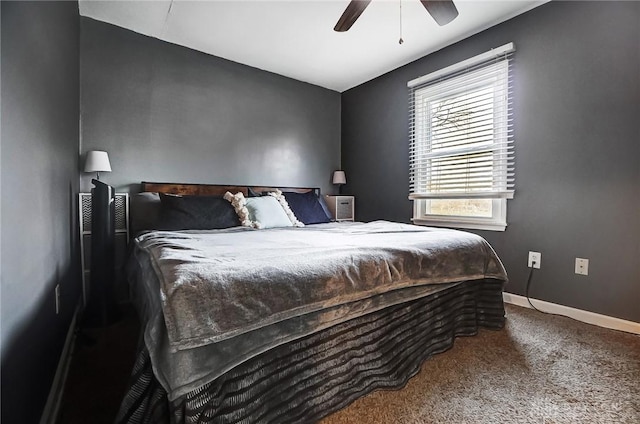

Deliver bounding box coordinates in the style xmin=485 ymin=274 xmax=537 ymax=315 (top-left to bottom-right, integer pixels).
xmin=408 ymin=43 xmax=515 ymax=231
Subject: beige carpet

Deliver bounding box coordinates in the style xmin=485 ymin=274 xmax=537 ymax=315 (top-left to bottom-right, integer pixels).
xmin=322 ymin=304 xmax=640 ymax=424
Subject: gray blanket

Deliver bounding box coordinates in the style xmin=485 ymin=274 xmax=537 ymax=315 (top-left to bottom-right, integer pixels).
xmin=131 ymin=221 xmax=507 ymax=400
xmin=136 ymin=221 xmax=507 ymax=351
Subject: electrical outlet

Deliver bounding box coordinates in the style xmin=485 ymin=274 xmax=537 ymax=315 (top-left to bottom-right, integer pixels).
xmin=55 ymin=284 xmax=60 ymax=315
xmin=575 ymin=258 xmax=589 ymax=276
xmin=528 ymin=251 xmax=541 ymax=269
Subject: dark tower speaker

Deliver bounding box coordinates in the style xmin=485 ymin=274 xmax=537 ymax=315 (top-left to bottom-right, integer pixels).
xmin=85 ymin=179 xmax=120 ymax=327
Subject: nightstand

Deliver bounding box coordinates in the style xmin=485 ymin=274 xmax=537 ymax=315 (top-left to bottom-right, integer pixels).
xmin=324 ymin=195 xmax=355 ymax=222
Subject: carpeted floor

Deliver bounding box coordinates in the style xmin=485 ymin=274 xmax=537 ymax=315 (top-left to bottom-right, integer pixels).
xmin=57 ymin=306 xmax=140 ymax=424
xmin=321 ymin=304 xmax=640 ymax=424
xmin=57 ymin=303 xmax=639 ymax=424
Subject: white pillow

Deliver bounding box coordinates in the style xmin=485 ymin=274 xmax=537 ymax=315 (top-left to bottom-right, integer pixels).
xmin=245 ymin=196 xmax=293 ymax=229
xmin=224 ymin=191 xmax=297 ymax=229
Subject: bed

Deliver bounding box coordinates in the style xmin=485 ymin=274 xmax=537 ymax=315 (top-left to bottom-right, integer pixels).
xmin=116 ymin=182 xmax=508 ymax=424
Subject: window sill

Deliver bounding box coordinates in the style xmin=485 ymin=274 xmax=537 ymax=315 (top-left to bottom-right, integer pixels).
xmin=412 ymin=217 xmax=507 ymax=232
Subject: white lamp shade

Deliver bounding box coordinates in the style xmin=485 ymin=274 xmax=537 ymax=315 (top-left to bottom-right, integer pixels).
xmin=84 ymin=151 xmax=112 ymax=173
xmin=332 ymin=170 xmax=346 ymax=185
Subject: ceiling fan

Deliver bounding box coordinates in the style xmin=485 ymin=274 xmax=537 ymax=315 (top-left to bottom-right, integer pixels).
xmin=334 ymin=0 xmax=459 ymax=32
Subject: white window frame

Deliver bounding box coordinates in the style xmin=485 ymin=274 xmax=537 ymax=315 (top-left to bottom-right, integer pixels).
xmin=408 ymin=43 xmax=515 ymax=232
xmin=412 ymin=198 xmax=507 ymax=231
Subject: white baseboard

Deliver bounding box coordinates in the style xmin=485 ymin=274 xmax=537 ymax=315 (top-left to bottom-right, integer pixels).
xmin=39 ymin=299 xmax=81 ymax=424
xmin=503 ymin=292 xmax=640 ymax=335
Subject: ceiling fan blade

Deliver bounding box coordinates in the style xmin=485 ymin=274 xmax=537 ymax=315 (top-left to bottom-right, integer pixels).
xmin=334 ymin=0 xmax=372 ymax=32
xmin=420 ymin=0 xmax=459 ymax=26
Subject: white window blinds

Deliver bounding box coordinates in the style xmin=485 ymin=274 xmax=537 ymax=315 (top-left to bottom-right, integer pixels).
xmin=408 ymin=43 xmax=515 ymax=200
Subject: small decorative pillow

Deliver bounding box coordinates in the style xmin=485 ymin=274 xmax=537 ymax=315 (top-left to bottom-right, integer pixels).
xmin=282 ymin=191 xmax=331 ymax=225
xmin=245 ymin=196 xmax=295 ymax=229
xmin=267 ymin=190 xmax=304 ymax=227
xmin=224 ymin=191 xmax=295 ymax=229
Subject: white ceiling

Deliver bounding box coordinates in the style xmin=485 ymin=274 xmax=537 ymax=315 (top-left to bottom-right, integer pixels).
xmin=79 ymin=0 xmax=548 ymax=92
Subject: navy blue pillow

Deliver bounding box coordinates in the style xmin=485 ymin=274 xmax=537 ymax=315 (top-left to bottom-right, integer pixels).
xmin=282 ymin=191 xmax=331 ymax=225
xmin=159 ymin=194 xmax=240 ymax=230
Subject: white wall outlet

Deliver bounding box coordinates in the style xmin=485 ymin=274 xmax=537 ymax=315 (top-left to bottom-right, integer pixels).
xmin=575 ymin=258 xmax=589 ymax=276
xmin=528 ymin=251 xmax=541 ymax=269
xmin=55 ymin=284 xmax=60 ymax=315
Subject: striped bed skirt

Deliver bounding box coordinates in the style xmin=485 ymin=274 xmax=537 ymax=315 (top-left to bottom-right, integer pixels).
xmin=116 ymin=279 xmax=505 ymax=424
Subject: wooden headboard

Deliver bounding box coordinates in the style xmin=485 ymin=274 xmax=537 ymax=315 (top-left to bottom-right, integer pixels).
xmin=140 ymin=182 xmax=320 ymax=196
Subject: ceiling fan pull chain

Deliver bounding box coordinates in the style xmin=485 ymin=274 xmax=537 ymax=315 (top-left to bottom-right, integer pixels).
xmin=161 ymin=0 xmax=174 ymax=38
xmin=399 ymin=0 xmax=404 ymax=44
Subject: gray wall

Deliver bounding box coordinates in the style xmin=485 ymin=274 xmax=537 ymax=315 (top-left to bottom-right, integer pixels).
xmin=1 ymin=1 xmax=81 ymax=422
xmin=80 ymin=18 xmax=341 ymax=195
xmin=342 ymin=1 xmax=640 ymax=322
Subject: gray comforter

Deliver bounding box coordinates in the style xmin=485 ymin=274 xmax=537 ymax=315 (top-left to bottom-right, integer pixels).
xmin=131 ymin=221 xmax=507 ymax=399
